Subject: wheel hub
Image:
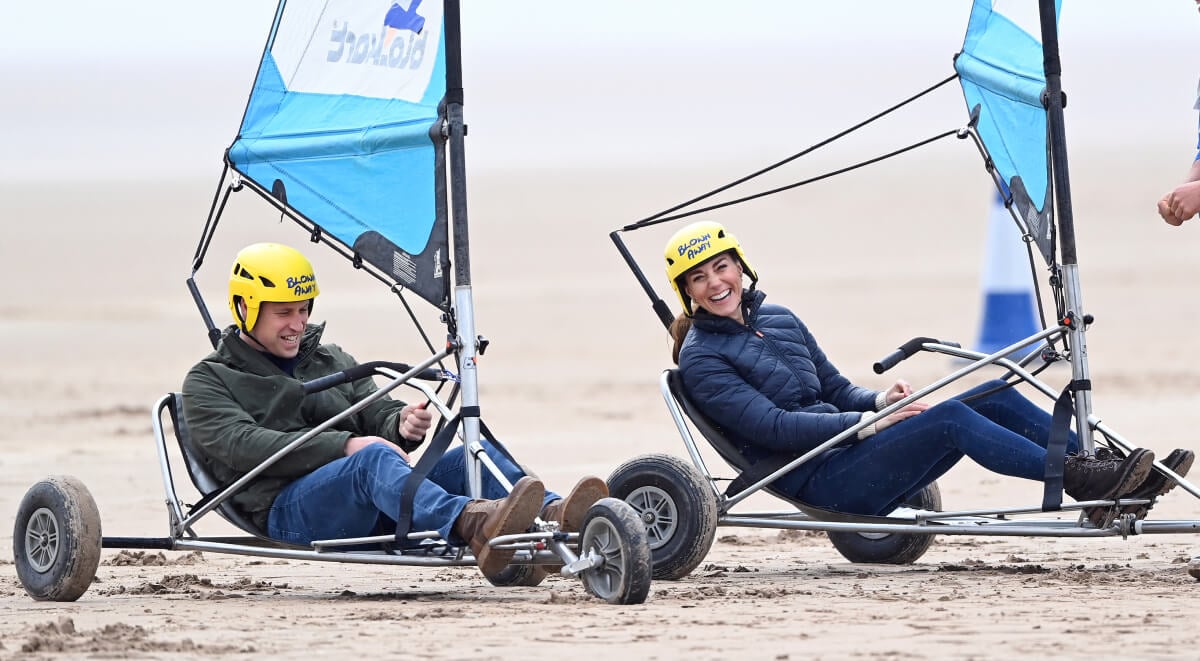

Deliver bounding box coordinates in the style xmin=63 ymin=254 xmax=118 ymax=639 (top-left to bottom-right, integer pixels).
xmin=627 ymin=485 xmax=677 ymax=551
xmin=25 ymin=507 xmax=59 ymax=573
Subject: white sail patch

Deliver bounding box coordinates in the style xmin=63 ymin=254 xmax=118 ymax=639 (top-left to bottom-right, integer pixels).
xmin=393 ymin=249 xmax=418 ymax=284
xmin=271 ymin=0 xmax=444 ymax=102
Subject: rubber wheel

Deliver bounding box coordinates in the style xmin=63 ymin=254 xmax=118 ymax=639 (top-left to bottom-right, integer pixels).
xmin=607 ymin=453 xmax=718 ymax=581
xmin=826 ymin=481 xmax=941 ymax=564
xmin=485 ymin=561 xmax=548 ymax=587
xmin=577 ymin=498 xmax=652 ymax=605
xmin=13 ymin=476 xmax=103 ymax=601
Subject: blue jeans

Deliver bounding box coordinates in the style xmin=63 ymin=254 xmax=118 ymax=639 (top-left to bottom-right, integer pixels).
xmin=792 ymin=380 xmax=1079 ymax=516
xmin=267 ymin=440 xmax=558 ymax=546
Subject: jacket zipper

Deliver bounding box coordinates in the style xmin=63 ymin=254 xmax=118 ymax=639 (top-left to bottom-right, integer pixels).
xmin=747 ymin=322 xmax=809 ymax=387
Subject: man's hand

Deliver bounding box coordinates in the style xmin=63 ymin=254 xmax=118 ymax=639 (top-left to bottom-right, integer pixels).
xmin=1159 ymin=180 xmax=1200 ymax=226
xmin=399 ymin=401 xmax=433 ymax=442
xmin=344 ymin=435 xmax=409 ymax=461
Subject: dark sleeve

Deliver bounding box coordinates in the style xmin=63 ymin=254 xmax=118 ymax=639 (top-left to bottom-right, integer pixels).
xmin=680 ymin=348 xmax=863 ymax=454
xmin=796 ymin=317 xmax=879 ymax=413
xmin=182 ymin=363 xmax=350 ymax=479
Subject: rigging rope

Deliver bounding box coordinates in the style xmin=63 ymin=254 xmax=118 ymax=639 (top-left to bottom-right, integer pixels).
xmin=627 ymin=73 xmax=961 ymax=230
xmin=629 ymin=128 xmax=960 ymax=229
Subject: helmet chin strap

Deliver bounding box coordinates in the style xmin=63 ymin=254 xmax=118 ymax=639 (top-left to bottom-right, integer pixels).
xmin=242 ymin=328 xmax=269 ymax=352
xmin=234 ymin=298 xmax=259 ymax=342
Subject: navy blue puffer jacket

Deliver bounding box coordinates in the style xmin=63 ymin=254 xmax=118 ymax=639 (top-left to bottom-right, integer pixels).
xmin=678 ymin=289 xmax=879 ymax=484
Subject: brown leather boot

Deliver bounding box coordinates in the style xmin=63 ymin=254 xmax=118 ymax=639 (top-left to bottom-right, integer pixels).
xmin=540 ymin=476 xmax=609 ymax=533
xmin=451 ymin=476 xmax=544 ymax=578
xmin=521 ymin=476 xmax=610 ymax=583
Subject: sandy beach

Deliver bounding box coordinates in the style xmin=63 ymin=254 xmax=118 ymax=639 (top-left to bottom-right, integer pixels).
xmin=3 ymin=148 xmax=1200 ymax=659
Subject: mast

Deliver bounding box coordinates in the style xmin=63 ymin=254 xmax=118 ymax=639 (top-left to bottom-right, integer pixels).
xmin=1038 ymin=0 xmax=1095 ymax=451
xmin=442 ymin=0 xmax=485 ymax=493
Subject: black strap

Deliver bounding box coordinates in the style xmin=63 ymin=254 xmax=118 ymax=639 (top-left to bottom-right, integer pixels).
xmin=1042 ymin=380 xmax=1088 ymax=511
xmin=394 ymin=413 xmax=462 ymax=544
xmin=392 ymin=415 xmax=532 ymax=544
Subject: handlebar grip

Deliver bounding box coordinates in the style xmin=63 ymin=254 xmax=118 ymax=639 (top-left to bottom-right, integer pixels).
xmin=873 ymin=336 xmax=952 ymax=374
xmin=302 ymin=363 xmax=376 ymax=394
xmin=302 ymin=372 xmax=349 ymax=394
xmin=873 ymin=350 xmax=906 ymax=375
xmin=302 ymin=362 xmax=446 ymax=395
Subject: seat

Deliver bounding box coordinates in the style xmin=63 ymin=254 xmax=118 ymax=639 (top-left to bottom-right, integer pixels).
xmin=664 ymin=369 xmax=795 ymax=498
xmin=664 ymin=369 xmax=932 ymax=524
xmin=163 ymin=392 xmax=274 ymax=539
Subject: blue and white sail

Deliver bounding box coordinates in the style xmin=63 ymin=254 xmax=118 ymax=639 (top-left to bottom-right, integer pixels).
xmin=955 ymin=0 xmax=1061 ymax=266
xmin=228 ymin=0 xmax=451 ymax=310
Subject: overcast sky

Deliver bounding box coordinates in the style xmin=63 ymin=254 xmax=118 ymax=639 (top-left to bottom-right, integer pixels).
xmin=0 ymin=1 xmax=1194 ymax=180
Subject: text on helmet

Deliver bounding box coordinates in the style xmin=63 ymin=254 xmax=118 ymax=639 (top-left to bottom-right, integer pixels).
xmin=287 ymin=274 xmax=317 ymax=297
xmin=677 ymin=233 xmax=712 ymax=261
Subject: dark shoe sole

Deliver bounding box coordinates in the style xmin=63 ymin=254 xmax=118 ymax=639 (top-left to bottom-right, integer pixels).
xmin=1119 ymin=449 xmax=1195 ymax=520
xmin=1083 ymin=448 xmax=1154 ymax=528
xmin=474 ymin=476 xmax=544 ymax=578
xmin=556 ymin=476 xmax=609 ymax=533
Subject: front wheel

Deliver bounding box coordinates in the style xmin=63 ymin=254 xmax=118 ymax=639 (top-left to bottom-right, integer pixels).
xmin=578 ymin=498 xmax=652 ymax=605
xmin=826 ymin=481 xmax=941 ymax=564
xmin=608 ymin=453 xmax=718 ymax=580
xmin=13 ymin=476 xmax=103 ymax=601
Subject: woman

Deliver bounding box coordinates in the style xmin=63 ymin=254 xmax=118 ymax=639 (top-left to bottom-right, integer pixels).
xmin=664 ymin=220 xmax=1191 ymax=525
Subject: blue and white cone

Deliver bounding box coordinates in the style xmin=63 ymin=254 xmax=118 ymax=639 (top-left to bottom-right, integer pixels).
xmin=975 ymin=192 xmax=1039 ymax=358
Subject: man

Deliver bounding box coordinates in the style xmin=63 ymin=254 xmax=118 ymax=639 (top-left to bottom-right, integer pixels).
xmin=182 ymin=242 xmax=606 ymax=579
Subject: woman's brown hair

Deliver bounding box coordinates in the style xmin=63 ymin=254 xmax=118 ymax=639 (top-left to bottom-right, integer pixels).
xmin=669 ymin=313 xmax=693 ymax=365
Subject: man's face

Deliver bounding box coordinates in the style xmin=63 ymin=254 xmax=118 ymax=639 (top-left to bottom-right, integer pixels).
xmin=247 ymin=300 xmax=311 ymax=358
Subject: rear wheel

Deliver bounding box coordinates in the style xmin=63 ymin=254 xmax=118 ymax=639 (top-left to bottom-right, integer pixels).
xmin=13 ymin=476 xmax=103 ymax=601
xmin=608 ymin=453 xmax=718 ymax=580
xmin=578 ymin=498 xmax=651 ymax=605
xmin=486 ymin=560 xmax=548 ymax=587
xmin=826 ymin=481 xmax=941 ymax=564
xmin=1187 ymin=556 xmax=1200 ymax=581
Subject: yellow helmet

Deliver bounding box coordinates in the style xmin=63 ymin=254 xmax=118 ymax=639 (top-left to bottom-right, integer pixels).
xmin=663 ymin=220 xmax=757 ymax=316
xmin=228 ymin=243 xmax=320 ymax=332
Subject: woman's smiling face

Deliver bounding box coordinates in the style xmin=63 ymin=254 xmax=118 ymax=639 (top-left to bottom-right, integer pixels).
xmin=683 ymin=252 xmax=745 ymax=323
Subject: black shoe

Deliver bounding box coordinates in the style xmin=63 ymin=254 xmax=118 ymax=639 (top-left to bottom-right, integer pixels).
xmin=1063 ymin=448 xmax=1155 ymax=502
xmin=1119 ymin=448 xmax=1195 ymax=520
xmin=1063 ymin=448 xmax=1154 ymax=528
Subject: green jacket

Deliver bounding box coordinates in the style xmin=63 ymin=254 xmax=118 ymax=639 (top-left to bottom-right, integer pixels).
xmin=181 ymin=323 xmax=417 ymax=529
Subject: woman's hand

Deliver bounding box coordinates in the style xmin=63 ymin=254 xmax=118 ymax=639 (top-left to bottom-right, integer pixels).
xmin=884 ymin=379 xmax=914 ymax=405
xmin=874 ymin=402 xmax=930 ymax=432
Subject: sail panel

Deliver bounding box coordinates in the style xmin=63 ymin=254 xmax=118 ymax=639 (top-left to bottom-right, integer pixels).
xmin=228 ymin=0 xmax=451 ymax=310
xmin=955 ymin=0 xmax=1061 ymax=265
